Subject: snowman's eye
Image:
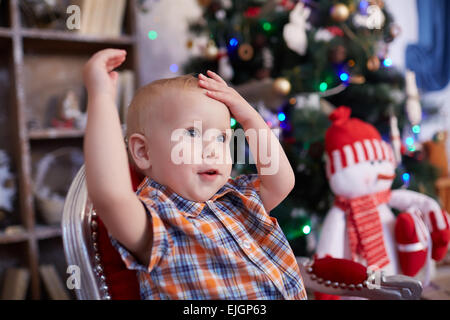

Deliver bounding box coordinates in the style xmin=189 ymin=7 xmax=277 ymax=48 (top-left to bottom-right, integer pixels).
xmin=370 ymin=161 xmax=375 ymax=165
xmin=378 ymin=160 xmax=383 ymax=164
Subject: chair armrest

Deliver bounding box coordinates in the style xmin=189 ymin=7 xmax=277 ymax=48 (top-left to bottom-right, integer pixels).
xmin=296 ymin=257 xmax=423 ymax=300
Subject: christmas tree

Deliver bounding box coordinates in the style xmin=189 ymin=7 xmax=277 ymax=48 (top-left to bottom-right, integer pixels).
xmin=184 ymin=0 xmax=440 ymax=256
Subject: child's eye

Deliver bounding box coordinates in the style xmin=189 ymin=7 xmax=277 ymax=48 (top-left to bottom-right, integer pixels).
xmin=217 ymin=134 xmax=227 ymax=143
xmin=186 ymin=128 xmax=200 ymax=138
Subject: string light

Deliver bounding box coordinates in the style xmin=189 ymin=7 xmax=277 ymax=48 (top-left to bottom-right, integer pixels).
xmin=229 ymin=38 xmax=239 ymax=47
xmin=278 ymin=112 xmax=286 ymax=122
xmin=319 ymin=82 xmax=328 ymax=92
xmin=339 ymin=72 xmax=349 ymax=82
xmin=262 ymin=22 xmax=272 ymax=31
xmin=302 ymin=225 xmax=311 ymax=235
xmin=412 ymin=125 xmax=421 ymax=134
xmin=148 ymin=30 xmax=158 ymax=40
xmin=405 ymin=137 xmax=414 ymax=146
xmin=230 ymin=118 xmax=237 ymax=128
xmin=359 ymin=0 xmax=369 ymax=11
xmin=169 ymin=64 xmax=178 ymax=73
xmin=383 ymin=58 xmax=393 ymax=67
xmin=402 ymin=173 xmax=410 ymax=183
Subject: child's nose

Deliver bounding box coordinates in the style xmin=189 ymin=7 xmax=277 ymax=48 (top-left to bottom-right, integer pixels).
xmin=202 ymin=145 xmax=217 ymax=159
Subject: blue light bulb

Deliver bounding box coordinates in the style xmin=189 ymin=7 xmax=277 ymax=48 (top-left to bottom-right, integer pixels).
xmin=339 ymin=72 xmax=349 ymax=82
xmin=229 ymin=38 xmax=238 ymax=47
xmin=383 ymin=58 xmax=393 ymax=67
xmin=402 ymin=173 xmax=410 ymax=182
xmin=406 ymin=137 xmax=414 ymax=146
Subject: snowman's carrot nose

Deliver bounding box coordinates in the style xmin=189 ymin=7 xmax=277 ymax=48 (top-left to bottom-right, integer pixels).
xmin=377 ymin=173 xmax=396 ymax=180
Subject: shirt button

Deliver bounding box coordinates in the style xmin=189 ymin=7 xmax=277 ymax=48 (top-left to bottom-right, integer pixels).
xmin=242 ymin=240 xmax=251 ymax=250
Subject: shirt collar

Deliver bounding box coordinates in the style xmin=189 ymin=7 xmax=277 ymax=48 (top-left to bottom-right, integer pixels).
xmin=138 ymin=177 xmax=235 ymax=218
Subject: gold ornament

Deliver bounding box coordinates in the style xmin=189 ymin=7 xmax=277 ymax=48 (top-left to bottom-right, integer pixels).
xmin=205 ymin=40 xmax=219 ymax=60
xmin=197 ymin=0 xmax=212 ymax=7
xmin=238 ymin=43 xmax=254 ymax=61
xmin=273 ymin=77 xmax=291 ymax=95
xmin=366 ymin=56 xmax=380 ymax=71
xmin=330 ymin=4 xmax=350 ymax=23
xmin=370 ymin=0 xmax=384 ymax=9
xmin=349 ymin=75 xmax=366 ymax=84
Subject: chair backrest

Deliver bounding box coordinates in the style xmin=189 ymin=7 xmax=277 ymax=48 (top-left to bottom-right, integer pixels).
xmin=62 ymin=165 xmax=110 ymax=300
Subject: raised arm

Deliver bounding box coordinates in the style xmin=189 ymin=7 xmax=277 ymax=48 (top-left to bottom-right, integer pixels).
xmin=198 ymin=71 xmax=295 ymax=212
xmin=83 ymin=49 xmax=151 ymax=265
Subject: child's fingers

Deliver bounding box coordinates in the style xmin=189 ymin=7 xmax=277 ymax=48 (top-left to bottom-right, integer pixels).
xmin=93 ymin=49 xmax=126 ymax=68
xmin=205 ymin=90 xmax=233 ymax=106
xmin=105 ymin=55 xmax=127 ymax=72
xmin=198 ymin=76 xmax=227 ymax=92
xmin=206 ymin=70 xmax=227 ymax=85
xmin=93 ymin=48 xmax=126 ymax=63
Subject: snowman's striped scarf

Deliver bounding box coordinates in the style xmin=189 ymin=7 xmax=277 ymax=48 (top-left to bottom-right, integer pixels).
xmin=334 ymin=190 xmax=392 ymax=269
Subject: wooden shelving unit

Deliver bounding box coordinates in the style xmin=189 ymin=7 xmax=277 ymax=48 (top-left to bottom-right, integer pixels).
xmin=0 ymin=0 xmax=141 ymax=299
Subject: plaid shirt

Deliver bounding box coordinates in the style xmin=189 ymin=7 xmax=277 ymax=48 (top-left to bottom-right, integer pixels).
xmin=110 ymin=174 xmax=306 ymax=300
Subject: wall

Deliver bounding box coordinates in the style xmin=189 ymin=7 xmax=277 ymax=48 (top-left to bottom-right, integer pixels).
xmin=136 ymin=0 xmax=202 ymax=85
xmin=385 ymin=0 xmax=450 ymax=165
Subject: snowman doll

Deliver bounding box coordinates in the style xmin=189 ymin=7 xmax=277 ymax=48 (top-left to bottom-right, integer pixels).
xmin=307 ymin=107 xmax=450 ymax=299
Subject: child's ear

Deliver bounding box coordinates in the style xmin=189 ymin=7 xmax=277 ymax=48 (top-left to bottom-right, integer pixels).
xmin=128 ymin=133 xmax=152 ymax=171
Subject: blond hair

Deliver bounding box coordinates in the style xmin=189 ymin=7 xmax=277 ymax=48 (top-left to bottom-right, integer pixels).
xmin=126 ymin=74 xmax=199 ymax=139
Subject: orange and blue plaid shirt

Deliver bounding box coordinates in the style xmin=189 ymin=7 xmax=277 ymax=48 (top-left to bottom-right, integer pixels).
xmin=110 ymin=174 xmax=307 ymax=300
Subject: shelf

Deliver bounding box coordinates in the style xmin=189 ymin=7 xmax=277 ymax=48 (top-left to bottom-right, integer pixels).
xmin=34 ymin=225 xmax=62 ymax=240
xmin=28 ymin=128 xmax=84 ymax=140
xmin=0 ymin=27 xmax=12 ymax=38
xmin=2 ymin=0 xmax=139 ymax=300
xmin=0 ymin=226 xmax=29 ymax=245
xmin=21 ymin=28 xmax=136 ymax=45
xmin=0 ymin=224 xmax=62 ymax=244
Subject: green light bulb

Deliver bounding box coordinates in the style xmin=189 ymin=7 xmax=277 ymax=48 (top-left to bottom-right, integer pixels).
xmin=148 ymin=30 xmax=158 ymax=40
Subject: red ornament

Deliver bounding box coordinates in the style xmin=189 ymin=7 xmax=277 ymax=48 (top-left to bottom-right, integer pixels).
xmin=244 ymin=7 xmax=261 ymax=18
xmin=284 ymin=137 xmax=296 ymax=145
xmin=280 ymin=0 xmax=296 ymax=10
xmin=326 ymin=26 xmax=344 ymax=37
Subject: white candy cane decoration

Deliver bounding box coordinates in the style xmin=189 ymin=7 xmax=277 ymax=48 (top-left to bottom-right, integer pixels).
xmin=405 ymin=70 xmax=422 ymax=126
xmin=390 ymin=115 xmax=402 ymax=165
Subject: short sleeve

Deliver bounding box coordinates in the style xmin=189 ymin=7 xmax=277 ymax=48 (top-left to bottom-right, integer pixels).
xmin=229 ymin=173 xmax=261 ymax=195
xmin=227 ymin=174 xmax=263 ymax=210
xmin=109 ymin=199 xmax=170 ymax=273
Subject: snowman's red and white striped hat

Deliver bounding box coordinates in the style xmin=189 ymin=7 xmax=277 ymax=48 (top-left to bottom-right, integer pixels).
xmin=325 ymin=106 xmax=396 ymax=177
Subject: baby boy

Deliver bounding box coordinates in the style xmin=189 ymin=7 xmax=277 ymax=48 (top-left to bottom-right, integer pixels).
xmin=83 ymin=49 xmax=306 ymax=299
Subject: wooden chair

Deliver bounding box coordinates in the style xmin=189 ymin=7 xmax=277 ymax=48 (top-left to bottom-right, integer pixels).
xmin=62 ymin=166 xmax=423 ymax=300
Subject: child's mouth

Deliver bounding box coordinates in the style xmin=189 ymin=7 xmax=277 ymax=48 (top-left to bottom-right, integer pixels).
xmin=198 ymin=169 xmax=220 ymax=181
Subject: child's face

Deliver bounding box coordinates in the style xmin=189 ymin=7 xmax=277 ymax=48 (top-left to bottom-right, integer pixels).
xmin=146 ymin=88 xmax=233 ymax=202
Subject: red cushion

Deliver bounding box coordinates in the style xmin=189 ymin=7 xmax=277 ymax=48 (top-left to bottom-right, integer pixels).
xmin=312 ymin=256 xmax=368 ymax=300
xmin=313 ymin=256 xmax=368 ymax=285
xmin=95 ymin=165 xmax=145 ymax=300
xmin=97 ymin=218 xmax=141 ymax=299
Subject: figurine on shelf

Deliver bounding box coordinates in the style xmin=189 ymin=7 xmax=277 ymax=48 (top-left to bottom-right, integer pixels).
xmin=0 ymin=150 xmax=16 ymax=230
xmin=51 ymin=89 xmax=86 ymax=130
xmin=19 ymin=0 xmax=66 ymax=30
